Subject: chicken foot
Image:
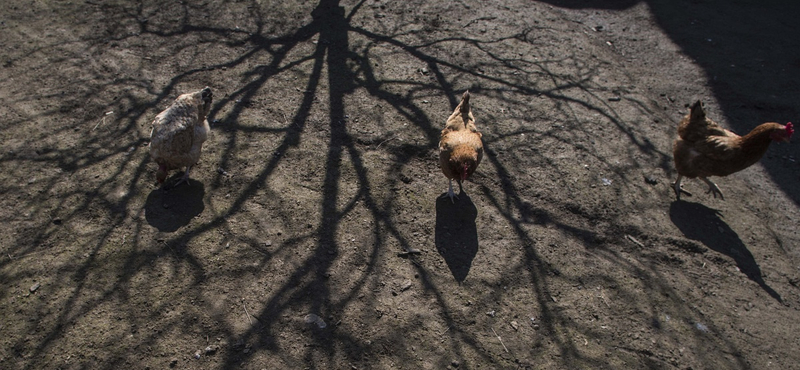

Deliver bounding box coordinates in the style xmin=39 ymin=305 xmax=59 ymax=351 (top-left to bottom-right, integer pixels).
xmin=172 ymin=165 xmax=193 ymax=188
xmin=671 ymin=175 xmax=693 ymax=200
xmin=700 ymin=177 xmax=724 ymax=200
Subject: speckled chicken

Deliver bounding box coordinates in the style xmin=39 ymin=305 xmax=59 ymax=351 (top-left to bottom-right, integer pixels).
xmin=439 ymin=91 xmax=483 ymax=202
xmin=672 ymin=100 xmax=793 ymax=200
xmin=149 ymin=87 xmax=212 ymax=188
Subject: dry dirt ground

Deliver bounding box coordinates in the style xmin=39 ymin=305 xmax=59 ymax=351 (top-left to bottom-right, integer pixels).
xmin=1 ymin=0 xmax=800 ymax=369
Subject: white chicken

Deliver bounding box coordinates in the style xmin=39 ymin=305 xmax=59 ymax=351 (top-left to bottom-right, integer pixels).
xmin=149 ymin=87 xmax=212 ymax=188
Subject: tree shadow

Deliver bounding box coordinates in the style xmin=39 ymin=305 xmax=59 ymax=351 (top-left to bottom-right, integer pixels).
xmin=669 ymin=201 xmax=782 ymax=302
xmin=144 ymin=181 xmax=205 ymax=232
xmin=435 ymin=191 xmax=479 ymax=282
xmin=1 ymin=0 xmax=786 ymax=369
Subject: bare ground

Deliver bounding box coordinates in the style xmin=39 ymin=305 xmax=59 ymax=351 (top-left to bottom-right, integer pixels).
xmin=1 ymin=0 xmax=800 ymax=369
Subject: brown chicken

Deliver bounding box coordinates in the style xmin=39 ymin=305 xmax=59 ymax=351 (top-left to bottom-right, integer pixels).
xmin=439 ymin=91 xmax=484 ymax=202
xmin=672 ymin=100 xmax=793 ymax=200
xmin=149 ymin=87 xmax=213 ymax=188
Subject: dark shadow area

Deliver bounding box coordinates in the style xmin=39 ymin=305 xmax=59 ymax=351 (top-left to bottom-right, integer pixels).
xmin=669 ymin=201 xmax=782 ymax=302
xmin=540 ymin=0 xmax=800 ymax=205
xmin=648 ymin=0 xmax=800 ymax=205
xmin=2 ymin=0 xmax=794 ymax=369
xmin=144 ymin=182 xmax=205 ymax=232
xmin=435 ymin=191 xmax=479 ymax=282
xmin=648 ymin=0 xmax=800 ymax=208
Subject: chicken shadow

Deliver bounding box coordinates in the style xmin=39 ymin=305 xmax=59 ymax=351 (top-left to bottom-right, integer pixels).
xmin=669 ymin=201 xmax=782 ymax=302
xmin=435 ymin=191 xmax=479 ymax=282
xmin=144 ymin=180 xmax=205 ymax=232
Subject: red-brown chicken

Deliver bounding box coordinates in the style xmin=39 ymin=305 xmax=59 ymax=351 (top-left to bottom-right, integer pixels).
xmin=149 ymin=87 xmax=213 ymax=188
xmin=672 ymin=100 xmax=793 ymax=200
xmin=439 ymin=91 xmax=483 ymax=202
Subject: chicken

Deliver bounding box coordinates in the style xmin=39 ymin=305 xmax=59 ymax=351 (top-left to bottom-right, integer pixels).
xmin=149 ymin=87 xmax=213 ymax=188
xmin=672 ymin=100 xmax=793 ymax=200
xmin=439 ymin=91 xmax=484 ymax=202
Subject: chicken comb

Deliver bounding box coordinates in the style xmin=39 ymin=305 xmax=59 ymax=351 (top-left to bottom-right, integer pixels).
xmin=786 ymin=122 xmax=794 ymax=137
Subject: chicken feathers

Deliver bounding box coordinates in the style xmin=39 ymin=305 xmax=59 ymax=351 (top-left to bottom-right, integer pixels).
xmin=149 ymin=87 xmax=213 ymax=188
xmin=439 ymin=91 xmax=483 ymax=202
xmin=672 ymin=100 xmax=793 ymax=200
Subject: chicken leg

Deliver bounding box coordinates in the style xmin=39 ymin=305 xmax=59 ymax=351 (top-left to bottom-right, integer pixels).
xmin=173 ymin=165 xmax=193 ymax=187
xmin=700 ymin=177 xmax=724 ymax=200
xmin=446 ymin=179 xmax=459 ymax=203
xmin=672 ymin=175 xmax=693 ymax=200
xmin=672 ymin=175 xmax=682 ymax=200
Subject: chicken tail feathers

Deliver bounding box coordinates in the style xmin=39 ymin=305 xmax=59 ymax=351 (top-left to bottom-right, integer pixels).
xmin=459 ymin=91 xmax=471 ymax=115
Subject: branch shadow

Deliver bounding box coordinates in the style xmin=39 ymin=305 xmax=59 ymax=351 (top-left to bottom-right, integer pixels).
xmin=1 ymin=0 xmax=784 ymax=369
xmin=434 ymin=191 xmax=479 ymax=282
xmin=669 ymin=201 xmax=782 ymax=302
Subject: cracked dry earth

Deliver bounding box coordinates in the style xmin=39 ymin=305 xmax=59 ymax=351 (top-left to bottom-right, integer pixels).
xmin=1 ymin=0 xmax=800 ymax=369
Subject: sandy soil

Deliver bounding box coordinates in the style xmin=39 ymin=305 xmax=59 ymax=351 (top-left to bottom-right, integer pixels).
xmin=1 ymin=0 xmax=799 ymax=369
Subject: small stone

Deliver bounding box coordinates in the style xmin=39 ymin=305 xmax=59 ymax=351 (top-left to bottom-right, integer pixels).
xmin=644 ymin=176 xmax=658 ymax=185
xmin=695 ymin=322 xmax=709 ymax=332
xmin=451 ymin=360 xmax=460 ymax=367
xmin=29 ymin=283 xmax=40 ymax=293
xmin=510 ymin=320 xmax=519 ymax=331
xmin=305 ymin=314 xmax=327 ymax=328
xmin=205 ymin=345 xmax=218 ymax=355
xmin=169 ymin=358 xmax=178 ymax=367
xmin=397 ymin=248 xmax=421 ymax=257
xmin=193 ymin=350 xmax=202 ymax=359
xmin=400 ymin=280 xmax=412 ymax=292
xmin=486 ymin=310 xmax=495 ymax=317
